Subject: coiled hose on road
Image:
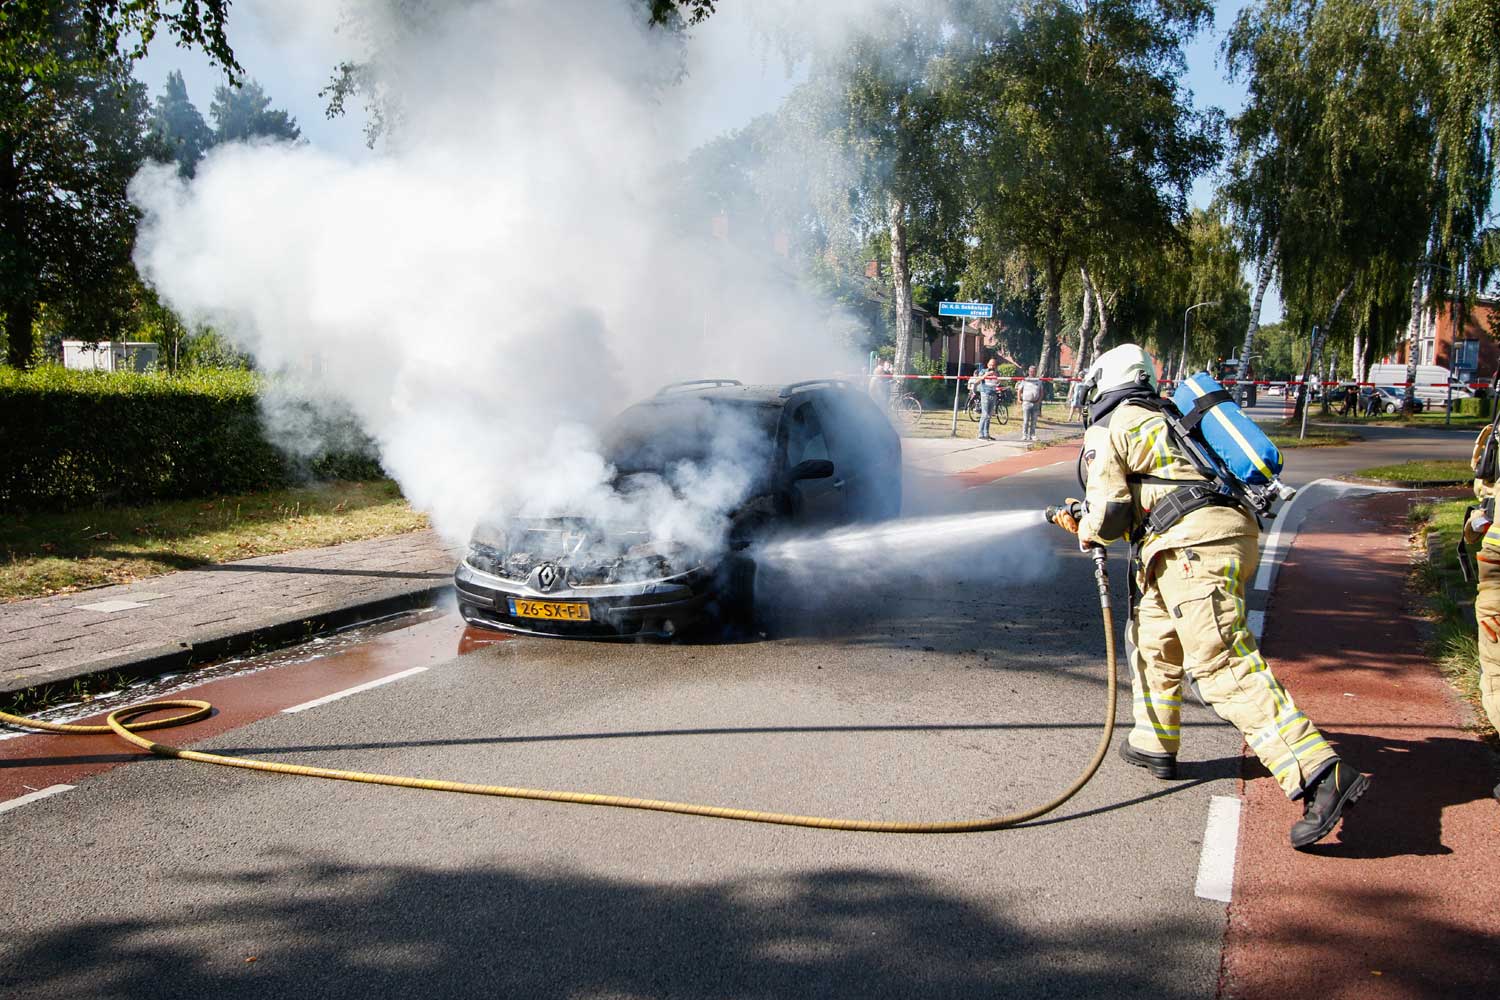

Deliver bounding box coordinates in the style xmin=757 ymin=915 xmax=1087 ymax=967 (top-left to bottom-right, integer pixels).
xmin=0 ymin=552 xmax=1116 ymax=833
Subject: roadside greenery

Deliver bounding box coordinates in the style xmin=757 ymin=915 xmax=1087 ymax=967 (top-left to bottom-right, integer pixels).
xmin=1265 ymin=426 xmax=1362 ymax=448
xmin=1410 ymin=498 xmax=1497 ymax=741
xmin=1355 ymin=460 xmax=1473 ymax=483
xmin=0 ymin=368 xmax=381 ymax=512
xmin=0 ymin=479 xmax=426 ymax=602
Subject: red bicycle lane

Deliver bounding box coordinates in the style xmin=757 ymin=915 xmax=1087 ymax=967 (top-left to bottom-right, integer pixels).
xmin=1221 ymin=490 xmax=1499 ymax=998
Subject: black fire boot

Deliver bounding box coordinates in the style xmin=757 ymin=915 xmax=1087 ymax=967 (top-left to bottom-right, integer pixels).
xmin=1289 ymin=759 xmax=1371 ymax=849
xmin=1118 ymin=739 xmax=1177 ymax=779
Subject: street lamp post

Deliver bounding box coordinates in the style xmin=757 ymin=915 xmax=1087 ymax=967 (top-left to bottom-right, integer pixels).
xmin=1181 ymin=300 xmax=1220 ymax=380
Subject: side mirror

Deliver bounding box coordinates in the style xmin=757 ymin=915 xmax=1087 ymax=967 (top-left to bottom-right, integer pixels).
xmin=789 ymin=458 xmax=835 ymax=482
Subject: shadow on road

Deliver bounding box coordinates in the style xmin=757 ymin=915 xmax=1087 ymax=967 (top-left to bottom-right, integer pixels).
xmin=1 ymin=856 xmax=1213 ymax=1000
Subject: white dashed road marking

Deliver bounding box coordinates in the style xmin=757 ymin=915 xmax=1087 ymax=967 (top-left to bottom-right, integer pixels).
xmin=1194 ymin=795 xmax=1243 ymax=902
xmin=282 ymin=667 xmax=429 ymax=714
xmin=0 ymin=784 xmax=75 ymax=815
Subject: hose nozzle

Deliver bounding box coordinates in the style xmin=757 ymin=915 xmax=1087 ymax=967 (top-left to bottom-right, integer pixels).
xmin=1043 ymin=500 xmax=1083 ymax=523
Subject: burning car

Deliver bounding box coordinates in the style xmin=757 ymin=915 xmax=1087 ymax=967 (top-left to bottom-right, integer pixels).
xmin=454 ymin=378 xmax=902 ymax=638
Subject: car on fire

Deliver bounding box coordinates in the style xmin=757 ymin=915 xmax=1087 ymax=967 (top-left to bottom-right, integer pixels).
xmin=454 ymin=378 xmax=902 ymax=639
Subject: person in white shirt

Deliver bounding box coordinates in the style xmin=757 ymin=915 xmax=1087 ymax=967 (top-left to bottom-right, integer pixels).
xmin=1019 ymin=365 xmax=1044 ymax=441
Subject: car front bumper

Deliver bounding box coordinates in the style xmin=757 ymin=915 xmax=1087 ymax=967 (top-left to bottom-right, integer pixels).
xmin=453 ymin=560 xmax=715 ymax=639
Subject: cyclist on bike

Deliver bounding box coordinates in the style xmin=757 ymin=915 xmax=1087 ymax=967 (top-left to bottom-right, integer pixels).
xmin=975 ymin=358 xmax=1001 ymax=440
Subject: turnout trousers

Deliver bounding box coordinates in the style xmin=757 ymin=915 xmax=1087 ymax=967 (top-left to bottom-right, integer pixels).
xmin=1125 ymin=534 xmax=1337 ymax=798
xmin=1471 ymin=538 xmax=1500 ymax=731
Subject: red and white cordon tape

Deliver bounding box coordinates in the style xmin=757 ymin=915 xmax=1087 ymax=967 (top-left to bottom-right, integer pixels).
xmin=861 ymin=373 xmax=1493 ymax=389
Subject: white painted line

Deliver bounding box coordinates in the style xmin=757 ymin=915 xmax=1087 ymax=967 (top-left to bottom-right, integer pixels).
xmin=0 ymin=784 xmax=75 ymax=815
xmin=1247 ymin=609 xmax=1265 ymax=642
xmin=1253 ymin=478 xmax=1407 ymax=592
xmin=281 ymin=667 xmax=428 ymax=714
xmin=1194 ymin=795 xmax=1243 ymax=903
xmin=1253 ymin=478 xmax=1329 ymax=592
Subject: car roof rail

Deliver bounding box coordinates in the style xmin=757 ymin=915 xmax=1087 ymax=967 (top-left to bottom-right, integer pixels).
xmin=778 ymin=378 xmax=851 ymax=397
xmin=654 ymin=379 xmax=744 ymax=396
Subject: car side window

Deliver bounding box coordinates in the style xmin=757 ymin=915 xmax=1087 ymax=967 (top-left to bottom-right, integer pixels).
xmin=786 ymin=402 xmax=830 ymax=467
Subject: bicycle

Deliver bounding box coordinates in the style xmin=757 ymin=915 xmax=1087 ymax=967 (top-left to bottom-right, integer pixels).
xmin=966 ymin=388 xmax=1010 ymax=425
xmin=891 ymin=391 xmax=923 ymax=428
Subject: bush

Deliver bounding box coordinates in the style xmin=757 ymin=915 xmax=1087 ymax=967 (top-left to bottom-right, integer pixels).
xmin=1454 ymin=396 xmax=1491 ymax=418
xmin=909 ymin=357 xmax=954 ymax=406
xmin=0 ymin=367 xmax=382 ymax=512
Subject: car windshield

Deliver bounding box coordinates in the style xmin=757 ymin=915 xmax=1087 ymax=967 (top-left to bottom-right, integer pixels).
xmin=603 ymin=398 xmax=779 ymax=482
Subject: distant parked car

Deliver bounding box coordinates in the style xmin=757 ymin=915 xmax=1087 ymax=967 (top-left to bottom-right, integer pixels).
xmin=1363 ymin=385 xmax=1425 ymax=413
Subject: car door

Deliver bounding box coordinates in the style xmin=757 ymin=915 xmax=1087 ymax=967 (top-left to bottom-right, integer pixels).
xmin=814 ymin=389 xmax=901 ymax=522
xmin=784 ymin=400 xmax=845 ymax=526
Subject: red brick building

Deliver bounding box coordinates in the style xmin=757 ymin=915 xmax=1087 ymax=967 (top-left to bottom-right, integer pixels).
xmin=1386 ymin=294 xmax=1500 ymax=380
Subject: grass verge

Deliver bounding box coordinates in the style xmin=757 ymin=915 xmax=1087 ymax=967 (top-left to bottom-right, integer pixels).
xmin=902 ymin=401 xmax=1081 ymax=440
xmin=1265 ymin=424 xmax=1363 ymax=448
xmin=0 ymin=479 xmax=428 ymax=603
xmin=1355 ymin=460 xmax=1472 ymax=484
xmin=1408 ymin=498 xmax=1496 ymax=742
xmin=1315 ymin=410 xmax=1490 ymax=431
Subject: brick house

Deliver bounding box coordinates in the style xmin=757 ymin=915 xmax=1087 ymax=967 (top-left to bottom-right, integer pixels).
xmin=1383 ymin=293 xmax=1500 ymax=381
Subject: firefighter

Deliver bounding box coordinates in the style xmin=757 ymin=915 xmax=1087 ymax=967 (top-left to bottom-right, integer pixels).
xmin=1464 ymin=424 xmax=1500 ymax=780
xmin=1050 ymin=343 xmax=1370 ymax=849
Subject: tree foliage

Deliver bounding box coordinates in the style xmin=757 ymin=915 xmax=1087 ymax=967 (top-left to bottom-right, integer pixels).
xmin=1 ymin=3 xmax=152 ymax=367
xmin=955 ymin=0 xmax=1222 ymax=376
xmin=0 ymin=1 xmax=238 ymax=78
xmin=209 ymin=79 xmax=302 ymax=144
xmin=148 ymin=69 xmax=210 ymax=177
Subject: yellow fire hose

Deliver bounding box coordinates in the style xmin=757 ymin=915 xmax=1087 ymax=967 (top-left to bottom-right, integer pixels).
xmin=0 ymin=551 xmax=1116 ymax=833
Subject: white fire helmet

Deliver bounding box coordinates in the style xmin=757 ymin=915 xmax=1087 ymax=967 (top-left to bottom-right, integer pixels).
xmin=1082 ymin=343 xmax=1158 ymax=405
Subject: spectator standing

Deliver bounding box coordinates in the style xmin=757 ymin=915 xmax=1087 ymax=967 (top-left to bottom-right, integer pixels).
xmin=1067 ymin=377 xmax=1086 ymax=423
xmin=975 ymin=358 xmax=1000 ymax=441
xmin=1019 ymin=365 xmax=1044 ymax=442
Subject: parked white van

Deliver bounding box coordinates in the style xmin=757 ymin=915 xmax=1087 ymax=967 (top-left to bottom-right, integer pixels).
xmin=1367 ymin=364 xmax=1473 ymax=406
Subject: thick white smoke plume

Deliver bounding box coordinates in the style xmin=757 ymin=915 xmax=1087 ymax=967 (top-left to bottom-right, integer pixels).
xmin=131 ymin=0 xmax=878 ymax=560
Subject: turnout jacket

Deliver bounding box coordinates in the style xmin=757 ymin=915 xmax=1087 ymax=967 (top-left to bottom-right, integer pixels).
xmin=1077 ymin=399 xmax=1257 ymax=569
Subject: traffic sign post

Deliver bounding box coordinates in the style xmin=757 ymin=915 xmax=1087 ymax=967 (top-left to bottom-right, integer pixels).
xmin=940 ymin=302 xmax=993 ymax=436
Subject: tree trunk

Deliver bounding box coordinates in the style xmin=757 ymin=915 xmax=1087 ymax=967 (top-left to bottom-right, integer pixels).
xmin=0 ymin=137 xmax=37 ymax=368
xmin=1402 ymin=266 xmax=1426 ymax=411
xmin=1091 ymin=281 xmax=1110 ymax=360
xmin=1292 ymin=277 xmax=1355 ymax=423
xmin=1350 ymin=328 xmax=1364 ymax=384
xmin=889 ymin=197 xmax=913 ymax=375
xmin=1040 ymin=255 xmax=1065 ymax=379
xmin=3 ymin=295 xmax=38 ymax=368
xmin=1076 ymin=267 xmax=1095 ymax=374
xmin=1238 ymin=237 xmax=1278 ymax=403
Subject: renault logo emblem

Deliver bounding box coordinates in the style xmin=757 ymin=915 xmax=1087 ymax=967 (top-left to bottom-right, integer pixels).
xmin=536 ymin=563 xmax=558 ymax=593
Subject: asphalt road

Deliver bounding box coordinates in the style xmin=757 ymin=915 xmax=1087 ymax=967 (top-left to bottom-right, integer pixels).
xmin=0 ymin=419 xmax=1470 ymax=1000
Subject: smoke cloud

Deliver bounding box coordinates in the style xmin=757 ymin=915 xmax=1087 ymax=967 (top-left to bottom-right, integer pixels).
xmin=130 ymin=0 xmax=902 ymax=565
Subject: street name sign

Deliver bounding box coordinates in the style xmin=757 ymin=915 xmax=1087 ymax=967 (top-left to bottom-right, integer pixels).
xmin=938 ymin=301 xmax=994 ymax=318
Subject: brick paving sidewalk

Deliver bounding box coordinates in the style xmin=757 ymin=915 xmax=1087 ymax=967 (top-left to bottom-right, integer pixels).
xmin=1 ymin=531 xmax=454 ymax=693
xmin=1221 ymin=490 xmax=1499 ymax=998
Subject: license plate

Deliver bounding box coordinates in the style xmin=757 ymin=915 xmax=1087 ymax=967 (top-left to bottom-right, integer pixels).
xmin=508 ymin=598 xmax=591 ymax=622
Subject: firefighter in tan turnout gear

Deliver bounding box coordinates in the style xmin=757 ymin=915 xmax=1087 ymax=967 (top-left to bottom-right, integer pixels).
xmin=1463 ymin=424 xmax=1500 ymax=788
xmin=1050 ymin=344 xmax=1370 ymax=849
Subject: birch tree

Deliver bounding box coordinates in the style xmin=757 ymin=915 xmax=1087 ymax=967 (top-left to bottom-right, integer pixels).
xmin=955 ymin=0 xmax=1219 ymax=378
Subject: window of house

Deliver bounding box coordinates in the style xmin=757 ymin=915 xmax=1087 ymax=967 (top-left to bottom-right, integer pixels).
xmin=1454 ymin=339 xmax=1479 ymax=372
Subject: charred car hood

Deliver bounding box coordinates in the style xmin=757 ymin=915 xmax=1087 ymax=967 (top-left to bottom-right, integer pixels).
xmin=465 ymin=516 xmax=713 ymax=587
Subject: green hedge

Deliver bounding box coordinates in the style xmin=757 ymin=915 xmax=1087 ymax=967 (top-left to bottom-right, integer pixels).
xmin=1454 ymin=396 xmax=1492 ymax=417
xmin=0 ymin=368 xmax=381 ymax=512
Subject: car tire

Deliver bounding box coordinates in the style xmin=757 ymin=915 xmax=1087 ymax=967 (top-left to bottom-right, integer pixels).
xmin=716 ymin=554 xmax=758 ymax=635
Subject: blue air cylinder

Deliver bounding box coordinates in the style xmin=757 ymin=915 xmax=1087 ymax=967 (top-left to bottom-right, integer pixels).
xmin=1170 ymin=373 xmax=1284 ymax=486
